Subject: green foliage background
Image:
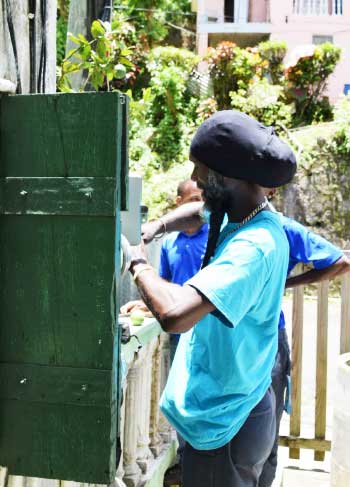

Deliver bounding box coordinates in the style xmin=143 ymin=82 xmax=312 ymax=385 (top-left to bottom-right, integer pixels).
xmin=56 ymin=3 xmax=349 ymax=236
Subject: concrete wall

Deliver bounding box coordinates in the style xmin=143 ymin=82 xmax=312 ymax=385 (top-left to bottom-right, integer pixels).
xmin=0 ymin=0 xmax=56 ymax=94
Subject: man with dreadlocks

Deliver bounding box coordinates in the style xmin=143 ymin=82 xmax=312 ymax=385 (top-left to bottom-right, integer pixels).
xmin=127 ymin=111 xmax=296 ymax=487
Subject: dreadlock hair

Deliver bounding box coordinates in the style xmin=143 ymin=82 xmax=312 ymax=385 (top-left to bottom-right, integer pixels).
xmin=201 ymin=170 xmax=228 ymax=268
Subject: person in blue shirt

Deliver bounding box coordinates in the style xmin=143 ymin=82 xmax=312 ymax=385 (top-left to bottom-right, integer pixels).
xmin=141 ymin=191 xmax=350 ymax=486
xmin=121 ymin=179 xmax=208 ymax=359
xmin=122 ymin=179 xmax=208 ymax=484
xmin=159 ymin=180 xmax=208 ymax=362
xmin=125 ymin=110 xmax=297 ymax=487
xmin=258 ymin=195 xmax=350 ymax=487
xmin=122 ymin=179 xmax=208 ymax=483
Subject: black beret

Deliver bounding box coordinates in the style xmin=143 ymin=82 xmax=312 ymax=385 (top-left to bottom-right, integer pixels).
xmin=190 ymin=110 xmax=297 ymax=188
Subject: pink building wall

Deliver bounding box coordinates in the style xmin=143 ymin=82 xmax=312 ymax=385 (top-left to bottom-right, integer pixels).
xmin=196 ymin=0 xmax=350 ymax=102
xmin=269 ymin=0 xmax=350 ymax=101
xmin=248 ymin=0 xmax=269 ymax=22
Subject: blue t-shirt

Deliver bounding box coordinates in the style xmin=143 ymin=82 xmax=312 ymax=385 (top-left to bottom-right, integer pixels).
xmin=159 ymin=224 xmax=209 ymax=285
xmin=279 ymin=215 xmax=342 ymax=329
xmin=160 ymin=211 xmax=289 ymax=450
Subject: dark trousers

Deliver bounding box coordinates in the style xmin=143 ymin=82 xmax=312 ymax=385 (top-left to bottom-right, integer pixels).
xmin=259 ymin=329 xmax=291 ymax=487
xmin=182 ymin=387 xmax=276 ymax=487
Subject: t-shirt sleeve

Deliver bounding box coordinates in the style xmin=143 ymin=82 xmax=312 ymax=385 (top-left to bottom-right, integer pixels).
xmin=187 ymin=239 xmax=270 ymax=327
xmin=159 ymin=243 xmax=172 ymax=281
xmin=284 ymin=218 xmax=343 ymax=270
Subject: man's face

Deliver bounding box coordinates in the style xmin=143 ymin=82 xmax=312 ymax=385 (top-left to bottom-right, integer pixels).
xmin=190 ymin=156 xmax=209 ymax=190
xmin=189 ymin=155 xmax=230 ymax=212
xmin=177 ymin=182 xmax=203 ymax=206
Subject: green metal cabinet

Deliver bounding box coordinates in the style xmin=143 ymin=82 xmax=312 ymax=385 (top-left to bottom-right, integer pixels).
xmin=0 ymin=92 xmax=128 ymax=483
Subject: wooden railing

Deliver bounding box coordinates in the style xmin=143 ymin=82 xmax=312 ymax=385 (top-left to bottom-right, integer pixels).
xmin=279 ymin=254 xmax=350 ymax=459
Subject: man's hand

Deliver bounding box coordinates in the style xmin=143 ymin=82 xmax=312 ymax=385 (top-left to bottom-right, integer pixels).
xmin=141 ymin=202 xmax=205 ymax=244
xmin=141 ymin=220 xmax=164 ymax=244
xmin=120 ymin=300 xmax=149 ymax=315
xmin=130 ymin=240 xmax=149 ymax=267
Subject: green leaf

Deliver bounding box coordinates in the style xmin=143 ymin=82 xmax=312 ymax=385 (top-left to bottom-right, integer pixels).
xmin=66 ymin=48 xmax=78 ymax=59
xmin=89 ymin=70 xmax=104 ymax=90
xmin=119 ymin=57 xmax=134 ymax=68
xmin=96 ymin=39 xmax=108 ymax=59
xmin=63 ymin=62 xmax=81 ymax=74
xmin=80 ymin=44 xmax=92 ymax=61
xmin=78 ymin=33 xmax=89 ymax=44
xmin=91 ymin=20 xmax=105 ymax=39
xmin=68 ymin=33 xmax=81 ymax=45
xmin=121 ymin=48 xmax=133 ymax=57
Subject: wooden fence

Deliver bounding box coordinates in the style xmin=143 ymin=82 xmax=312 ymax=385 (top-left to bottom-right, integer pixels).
xmin=279 ymin=252 xmax=350 ymax=460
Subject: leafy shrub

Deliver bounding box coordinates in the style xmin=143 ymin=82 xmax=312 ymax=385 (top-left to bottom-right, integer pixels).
xmin=285 ymin=43 xmax=341 ymax=126
xmin=147 ymin=45 xmax=199 ymax=72
xmin=142 ymin=159 xmax=195 ymax=219
xmin=230 ymin=79 xmax=292 ymax=129
xmin=128 ymin=89 xmax=158 ymax=177
xmin=145 ymin=47 xmax=199 ymax=169
xmin=115 ymin=0 xmax=192 ymax=50
xmin=330 ymin=95 xmax=350 ymax=156
xmin=257 ymin=40 xmax=287 ymax=84
xmin=206 ymin=42 xmax=261 ymax=109
xmin=57 ymin=19 xmax=135 ymax=92
xmin=56 ymin=15 xmax=68 ymax=67
xmin=196 ymin=97 xmax=218 ymax=122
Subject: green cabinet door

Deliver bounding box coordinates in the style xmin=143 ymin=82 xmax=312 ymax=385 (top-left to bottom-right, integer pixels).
xmin=0 ymin=92 xmax=128 ymax=483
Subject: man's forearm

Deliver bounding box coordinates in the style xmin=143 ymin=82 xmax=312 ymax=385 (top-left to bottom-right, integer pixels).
xmin=142 ymin=202 xmax=204 ymax=242
xmin=286 ymin=255 xmax=350 ymax=288
xmin=131 ymin=263 xmax=213 ymax=333
xmin=161 ymin=201 xmax=204 ymax=232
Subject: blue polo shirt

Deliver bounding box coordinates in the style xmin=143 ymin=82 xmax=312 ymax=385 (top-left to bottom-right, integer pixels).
xmin=279 ymin=216 xmax=342 ymax=329
xmin=159 ymin=224 xmax=209 ymax=285
xmin=160 ymin=211 xmax=289 ymax=450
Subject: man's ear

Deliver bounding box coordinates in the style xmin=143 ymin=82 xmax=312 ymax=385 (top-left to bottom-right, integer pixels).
xmin=176 ymin=196 xmax=182 ymax=207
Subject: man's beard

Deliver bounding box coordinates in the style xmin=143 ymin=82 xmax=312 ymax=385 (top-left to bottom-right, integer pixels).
xmin=202 ymin=170 xmax=231 ymax=213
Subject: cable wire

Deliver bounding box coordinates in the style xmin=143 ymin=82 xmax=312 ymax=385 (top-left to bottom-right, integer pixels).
xmin=28 ymin=0 xmax=37 ymax=93
xmin=37 ymin=0 xmax=47 ymax=93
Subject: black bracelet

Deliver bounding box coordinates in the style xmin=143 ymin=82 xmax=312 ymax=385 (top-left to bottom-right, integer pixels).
xmin=129 ymin=258 xmax=148 ymax=273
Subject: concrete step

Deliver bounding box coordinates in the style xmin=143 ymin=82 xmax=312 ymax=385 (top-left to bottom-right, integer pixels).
xmin=282 ymin=467 xmax=330 ymax=487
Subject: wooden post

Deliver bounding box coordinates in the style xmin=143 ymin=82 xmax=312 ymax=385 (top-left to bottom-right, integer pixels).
xmin=289 ymin=285 xmax=304 ymax=459
xmin=314 ymin=280 xmax=329 ymax=461
xmin=340 ymin=252 xmax=350 ymax=354
xmin=0 ymin=0 xmax=57 ymax=93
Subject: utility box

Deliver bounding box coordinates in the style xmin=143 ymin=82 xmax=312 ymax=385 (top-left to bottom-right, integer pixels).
xmin=0 ymin=92 xmax=128 ymax=483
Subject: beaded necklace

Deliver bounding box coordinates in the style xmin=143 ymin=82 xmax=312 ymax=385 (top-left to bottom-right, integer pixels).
xmin=218 ymin=198 xmax=268 ymax=245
